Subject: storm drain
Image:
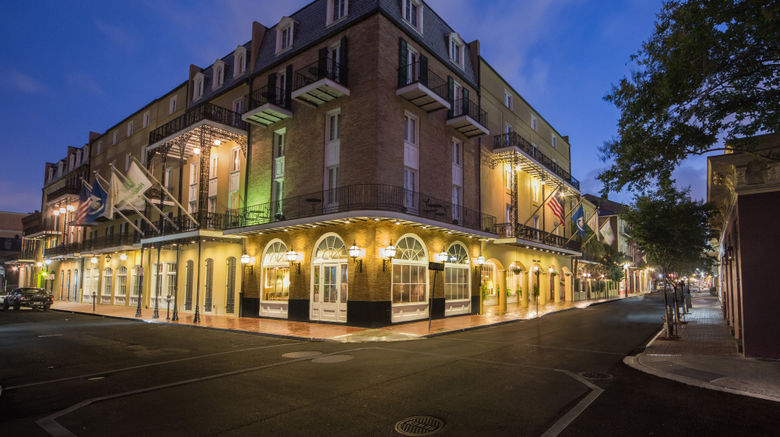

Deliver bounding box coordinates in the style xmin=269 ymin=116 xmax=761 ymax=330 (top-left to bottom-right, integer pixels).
xmin=394 ymin=416 xmax=445 ymax=436
xmin=580 ymin=371 xmax=613 ymax=381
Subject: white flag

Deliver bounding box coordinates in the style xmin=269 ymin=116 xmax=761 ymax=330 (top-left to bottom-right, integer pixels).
xmin=600 ymin=220 xmax=615 ymax=245
xmin=113 ymin=162 xmax=152 ymax=208
xmin=587 ymin=212 xmax=599 ymax=237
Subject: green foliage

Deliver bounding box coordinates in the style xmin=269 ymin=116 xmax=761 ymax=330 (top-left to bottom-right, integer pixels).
xmin=624 ymin=182 xmax=714 ymax=282
xmin=600 ymin=0 xmax=780 ymax=193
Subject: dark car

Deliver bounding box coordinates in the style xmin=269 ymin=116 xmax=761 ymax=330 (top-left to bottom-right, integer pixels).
xmin=3 ymin=288 xmax=53 ymax=311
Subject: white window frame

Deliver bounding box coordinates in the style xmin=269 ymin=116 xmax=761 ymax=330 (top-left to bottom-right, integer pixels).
xmin=504 ymin=90 xmax=513 ymax=109
xmin=169 ymin=95 xmax=178 ymax=114
xmin=193 ymin=73 xmax=205 ymax=101
xmin=212 ymin=60 xmax=225 ymax=90
xmin=125 ymin=153 xmax=131 ymax=171
xmin=275 ymin=17 xmax=296 ymax=54
xmin=209 ymin=153 xmax=218 ymax=180
xmin=403 ymin=111 xmax=418 ymax=147
xmin=127 ymin=120 xmax=134 ymax=136
xmin=233 ymin=46 xmax=247 ymax=77
xmin=551 ymin=134 xmax=558 ymax=149
xmin=327 ymin=0 xmax=349 ymax=26
xmin=531 ymin=115 xmax=538 ymax=131
xmin=449 ymin=33 xmax=465 ymax=69
xmin=112 ymin=131 xmax=118 ymax=145
xmin=402 ymin=0 xmax=423 ymax=32
xmin=142 ymin=111 xmax=150 ymax=128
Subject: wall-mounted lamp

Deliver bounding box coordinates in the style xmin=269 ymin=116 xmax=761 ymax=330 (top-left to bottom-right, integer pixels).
xmin=726 ymin=246 xmax=734 ymax=261
xmin=473 ymin=255 xmax=485 ymax=273
xmin=105 ymin=255 xmax=112 ymax=263
xmin=349 ymin=242 xmax=364 ymax=272
xmin=52 ymin=209 xmax=60 ymax=217
xmin=286 ymin=249 xmax=302 ymax=274
xmin=59 ymin=207 xmax=67 ymax=215
xmin=66 ymin=205 xmax=76 ymax=212
xmin=381 ymin=240 xmax=396 ymax=271
xmin=120 ymin=253 xmax=127 ymax=261
xmin=213 ymin=139 xmax=221 ymax=146
xmin=623 ymin=263 xmax=631 ymax=269
xmin=90 ymin=257 xmax=98 ymax=264
xmin=241 ymin=253 xmax=256 ymax=273
xmin=44 ymin=259 xmax=52 ymax=266
xmin=434 ymin=251 xmax=448 ymax=263
xmin=36 ymin=261 xmax=43 ymax=268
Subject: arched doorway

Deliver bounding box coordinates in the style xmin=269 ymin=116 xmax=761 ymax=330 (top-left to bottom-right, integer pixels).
xmin=530 ymin=264 xmax=541 ymax=308
xmin=310 ymin=233 xmax=348 ymax=323
xmin=506 ymin=261 xmax=526 ymax=306
xmin=391 ymin=234 xmax=429 ymax=323
xmin=562 ymin=266 xmax=572 ymax=302
xmin=481 ymin=258 xmax=503 ymax=307
xmin=444 ymin=242 xmax=470 ymax=316
xmin=260 ymin=239 xmax=290 ymax=318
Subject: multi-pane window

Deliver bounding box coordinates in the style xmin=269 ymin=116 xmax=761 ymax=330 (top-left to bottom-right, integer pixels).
xmin=332 ymin=0 xmax=347 ymax=22
xmin=229 ymin=148 xmax=240 ymax=210
xmin=164 ymin=167 xmax=174 ymax=192
xmin=262 ymin=241 xmax=290 ymax=302
xmin=504 ymin=123 xmax=512 ymax=134
xmin=551 ymin=134 xmax=558 ymax=149
xmin=404 ymin=114 xmax=417 ymax=145
xmin=504 ymin=163 xmax=513 ymax=191
xmin=403 ymin=0 xmax=421 ymax=30
xmin=281 ymin=26 xmax=292 ymax=50
xmin=143 ymin=111 xmax=150 ymax=128
xmin=208 ymin=196 xmax=216 ymax=214
xmin=327 ymin=111 xmax=340 ymax=142
xmin=103 ymin=268 xmax=113 ymax=296
xmin=169 ymin=95 xmax=177 ymax=114
xmin=165 ymin=263 xmax=176 ymax=301
xmin=225 ymin=257 xmax=236 ymax=314
xmin=213 ymin=63 xmax=224 ymax=89
xmin=452 ymin=139 xmax=462 ymax=166
xmin=209 ymin=153 xmax=218 ymax=179
xmin=449 ymin=34 xmax=464 ymax=68
xmin=204 ymin=259 xmax=213 ymax=311
xmin=531 ymin=115 xmax=538 ymax=131
xmin=444 ymin=243 xmax=470 ymax=301
xmin=391 ymin=236 xmax=427 ymax=304
xmin=273 ymin=130 xmax=285 ymax=215
xmin=532 ymin=178 xmax=541 ymax=203
xmin=127 ymin=120 xmax=134 ymax=136
xmin=184 ymin=260 xmax=193 ymax=310
xmin=231 ymin=147 xmax=240 ymax=172
xmin=112 ymin=131 xmax=118 ymax=145
xmin=188 ymin=163 xmax=198 ymax=213
xmin=117 ymin=267 xmax=127 ymax=297
xmin=504 ymin=90 xmax=513 ymax=109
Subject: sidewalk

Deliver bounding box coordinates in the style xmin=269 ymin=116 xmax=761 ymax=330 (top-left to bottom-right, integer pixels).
xmin=50 ymin=294 xmax=632 ymax=343
xmin=625 ymin=292 xmax=780 ymax=403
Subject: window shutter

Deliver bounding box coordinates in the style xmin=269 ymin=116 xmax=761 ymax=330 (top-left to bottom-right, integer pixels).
xmin=419 ymin=55 xmax=428 ymax=87
xmin=318 ymin=47 xmax=329 ymax=77
xmin=340 ymin=36 xmax=348 ymax=86
xmin=267 ymin=73 xmax=277 ymax=101
xmin=447 ymin=76 xmax=454 ymax=118
xmin=462 ymin=88 xmax=469 ymax=116
xmin=399 ymin=38 xmax=408 ymax=86
xmin=285 ymin=64 xmax=293 ymax=103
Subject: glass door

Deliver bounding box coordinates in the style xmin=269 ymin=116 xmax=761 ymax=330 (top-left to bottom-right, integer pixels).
xmin=311 ymin=262 xmax=347 ymax=322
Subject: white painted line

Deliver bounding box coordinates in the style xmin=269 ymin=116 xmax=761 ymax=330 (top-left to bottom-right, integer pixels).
xmin=37 ymin=334 xmax=63 ymax=338
xmin=6 ymin=342 xmax=300 ymax=390
xmin=541 ymin=369 xmax=605 ymax=437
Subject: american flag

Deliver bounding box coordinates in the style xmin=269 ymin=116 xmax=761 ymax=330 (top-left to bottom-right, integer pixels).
xmin=548 ymin=196 xmax=565 ymax=225
xmin=75 ymin=182 xmax=91 ymax=225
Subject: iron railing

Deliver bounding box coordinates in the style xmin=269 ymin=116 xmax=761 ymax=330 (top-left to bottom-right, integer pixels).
xmin=493 ymin=132 xmax=580 ymax=190
xmin=494 ymin=222 xmax=581 ymax=251
xmin=397 ymin=61 xmax=449 ymax=101
xmin=449 ymin=96 xmax=487 ymax=126
xmin=227 ymin=184 xmax=496 ymax=233
xmin=44 ymin=233 xmax=142 ymax=257
xmin=149 ymin=103 xmax=248 ymax=144
xmin=154 ymin=211 xmax=227 ymax=237
xmin=247 ymin=85 xmax=290 ymax=112
xmin=47 ymin=183 xmax=81 ymax=201
xmin=293 ymin=59 xmax=348 ymax=90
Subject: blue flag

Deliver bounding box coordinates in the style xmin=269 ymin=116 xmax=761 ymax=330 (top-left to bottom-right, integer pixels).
xmin=84 ymin=180 xmax=110 ymax=224
xmin=572 ymin=205 xmax=587 ymax=237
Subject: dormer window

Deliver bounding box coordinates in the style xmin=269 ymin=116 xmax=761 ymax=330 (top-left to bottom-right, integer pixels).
xmin=403 ymin=0 xmax=423 ymax=32
xmin=112 ymin=131 xmax=118 ymax=145
xmin=551 ymin=134 xmax=558 ymax=149
xmin=143 ymin=111 xmax=150 ymax=128
xmin=449 ymin=33 xmax=465 ymax=69
xmin=233 ymin=46 xmax=247 ymax=77
xmin=96 ymin=141 xmax=103 ymax=155
xmin=193 ymin=72 xmax=205 ymax=100
xmin=212 ymin=61 xmax=225 ymax=90
xmin=169 ymin=95 xmax=178 ymax=114
xmin=127 ymin=120 xmax=134 ymax=136
xmin=327 ymin=0 xmax=348 ymax=25
xmin=275 ymin=17 xmax=296 ymax=54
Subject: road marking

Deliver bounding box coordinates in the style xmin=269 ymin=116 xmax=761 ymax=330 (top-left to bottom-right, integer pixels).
xmin=6 ymin=342 xmax=300 ymax=390
xmin=35 ymin=347 xmax=371 ymax=437
xmin=38 ymin=334 xmax=64 ymax=338
xmin=540 ymin=370 xmax=604 ymax=437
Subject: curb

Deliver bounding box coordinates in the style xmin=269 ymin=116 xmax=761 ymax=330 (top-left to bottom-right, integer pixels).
xmin=624 ymin=328 xmax=780 ymax=404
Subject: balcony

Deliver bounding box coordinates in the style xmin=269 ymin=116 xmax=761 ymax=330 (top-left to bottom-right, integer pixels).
xmin=148 ymin=103 xmax=248 ymax=156
xmin=291 ymin=59 xmax=349 ymax=107
xmin=242 ymin=85 xmax=292 ymax=127
xmin=494 ymin=222 xmax=581 ymax=253
xmin=47 ymin=183 xmax=81 ymax=203
xmin=43 ymin=233 xmax=142 ymax=257
xmin=225 ymin=184 xmax=496 ymax=235
xmin=396 ymin=61 xmax=450 ymax=112
xmin=493 ymin=132 xmax=580 ymax=190
xmin=153 ymin=211 xmax=228 ymax=238
xmin=446 ymin=97 xmax=489 ymax=138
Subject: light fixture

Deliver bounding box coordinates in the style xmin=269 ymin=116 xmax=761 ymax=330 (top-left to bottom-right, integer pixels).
xmin=213 ymin=139 xmax=221 ymax=146
xmin=475 ymin=256 xmax=485 ymax=266
xmin=120 ymin=253 xmax=127 ymax=261
xmin=534 ymin=266 xmax=540 ymax=272
xmin=349 ymin=242 xmax=363 ymax=272
xmin=287 ymin=249 xmax=301 ymax=273
xmin=36 ymin=261 xmax=42 ymax=267
xmin=193 ymin=147 xmax=201 ymax=155
xmin=374 ymin=218 xmax=380 ymax=221
xmin=66 ymin=205 xmax=76 ymax=212
xmin=59 ymin=207 xmax=67 ymax=214
xmin=53 ymin=209 xmax=60 ymax=217
xmin=12 ymin=266 xmax=18 ymax=272
xmin=540 ymin=180 xmax=546 ymax=185
xmin=44 ymin=259 xmax=52 ymax=265
xmin=623 ymin=263 xmax=631 ymax=269
xmin=382 ymin=240 xmax=396 ymax=271
xmin=90 ymin=257 xmax=98 ymax=264
xmin=548 ymin=266 xmax=554 ymax=274
xmin=105 ymin=255 xmax=111 ymax=263
xmin=241 ymin=254 xmax=251 ymax=264
xmin=435 ymin=251 xmax=448 ymax=263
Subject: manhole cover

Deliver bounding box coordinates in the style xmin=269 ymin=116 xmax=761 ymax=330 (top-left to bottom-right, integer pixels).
xmin=282 ymin=351 xmax=323 ymax=359
xmin=580 ymin=371 xmax=613 ymax=381
xmin=311 ymin=354 xmax=353 ymax=364
xmin=394 ymin=416 xmax=445 ymax=436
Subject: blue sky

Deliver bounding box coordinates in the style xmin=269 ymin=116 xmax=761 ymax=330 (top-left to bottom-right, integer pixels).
xmin=0 ymin=0 xmax=708 ymax=214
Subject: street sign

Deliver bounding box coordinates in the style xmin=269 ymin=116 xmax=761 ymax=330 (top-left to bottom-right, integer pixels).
xmin=428 ymin=262 xmax=444 ymax=271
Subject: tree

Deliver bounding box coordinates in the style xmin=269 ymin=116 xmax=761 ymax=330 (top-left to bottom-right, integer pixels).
xmin=600 ymin=0 xmax=780 ymax=193
xmin=624 ymin=182 xmax=714 ymax=335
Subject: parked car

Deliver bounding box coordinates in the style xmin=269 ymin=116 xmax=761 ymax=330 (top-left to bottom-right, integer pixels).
xmin=3 ymin=288 xmax=53 ymax=311
xmin=0 ymin=290 xmax=8 ymax=307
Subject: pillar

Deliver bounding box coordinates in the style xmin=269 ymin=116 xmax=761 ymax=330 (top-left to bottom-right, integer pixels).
xmin=554 ymin=275 xmax=561 ymax=303
xmin=498 ymin=269 xmax=507 ymax=312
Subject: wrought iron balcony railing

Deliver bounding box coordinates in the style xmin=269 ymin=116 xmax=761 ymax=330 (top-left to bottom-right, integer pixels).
xmin=226 ymin=184 xmax=496 ymax=234
xmin=149 ymin=102 xmax=248 ymax=144
xmin=448 ymin=96 xmax=487 ymax=126
xmin=493 ymin=132 xmax=580 ymax=190
xmin=47 ymin=183 xmax=81 ymax=201
xmin=247 ymin=85 xmax=290 ymax=111
xmin=153 ymin=211 xmax=227 ymax=237
xmin=397 ymin=61 xmax=449 ymax=100
xmin=293 ymin=59 xmax=348 ymax=90
xmin=43 ymin=233 xmax=142 ymax=257
xmin=494 ymin=222 xmax=581 ymax=252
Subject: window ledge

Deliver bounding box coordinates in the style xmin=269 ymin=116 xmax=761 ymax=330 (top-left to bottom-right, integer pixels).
xmin=275 ymin=46 xmax=293 ymax=56
xmin=326 ymin=16 xmax=348 ymax=28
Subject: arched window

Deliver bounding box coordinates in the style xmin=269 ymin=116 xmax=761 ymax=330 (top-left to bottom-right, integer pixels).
xmin=262 ymin=240 xmax=290 ymax=302
xmin=116 ymin=266 xmax=127 ymax=296
xmin=444 ymin=242 xmax=470 ymax=302
xmin=204 ymin=259 xmax=214 ymax=311
xmin=103 ymin=268 xmax=113 ymax=301
xmin=129 ymin=265 xmax=140 ymax=306
xmin=392 ymin=235 xmax=428 ymax=305
xmin=185 ymin=260 xmax=194 ymax=311
xmin=225 ymin=257 xmax=236 ymax=314
xmin=310 ymin=234 xmax=349 ymax=322
xmin=72 ymin=269 xmax=79 ymax=301
xmin=313 ymin=235 xmax=347 ymax=261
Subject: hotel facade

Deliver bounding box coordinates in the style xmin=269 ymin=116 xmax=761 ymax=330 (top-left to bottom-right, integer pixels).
xmin=19 ymin=0 xmax=645 ymax=327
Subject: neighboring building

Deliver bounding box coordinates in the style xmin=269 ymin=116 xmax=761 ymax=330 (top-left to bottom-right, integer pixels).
xmin=0 ymin=211 xmax=25 ymax=290
xmin=708 ymin=132 xmax=780 ymax=359
xmin=33 ymin=0 xmax=609 ymax=327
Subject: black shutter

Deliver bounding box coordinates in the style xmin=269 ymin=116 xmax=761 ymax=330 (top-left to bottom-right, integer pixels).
xmin=340 ymin=36 xmax=348 ymax=86
xmin=267 ymin=73 xmax=277 ymax=103
xmin=462 ymin=88 xmax=469 ymax=116
xmin=447 ymin=76 xmax=454 ymax=118
xmin=399 ymin=38 xmax=408 ymax=86
xmin=285 ymin=64 xmax=293 ymax=104
xmin=318 ymin=47 xmax=329 ymax=79
xmin=419 ymin=55 xmax=428 ymax=87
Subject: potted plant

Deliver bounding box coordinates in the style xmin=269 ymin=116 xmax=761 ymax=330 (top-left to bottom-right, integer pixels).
xmin=511 ymin=265 xmax=523 ymax=275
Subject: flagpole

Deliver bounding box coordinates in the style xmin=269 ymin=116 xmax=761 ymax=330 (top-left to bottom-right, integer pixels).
xmin=548 ymin=198 xmax=582 ymax=237
xmin=130 ymin=157 xmax=199 ymax=226
xmin=109 ymin=164 xmax=177 ymax=230
xmin=95 ymin=172 xmax=159 ymax=233
xmin=566 ymin=208 xmax=599 ymax=244
xmin=522 ymin=184 xmax=561 ymax=227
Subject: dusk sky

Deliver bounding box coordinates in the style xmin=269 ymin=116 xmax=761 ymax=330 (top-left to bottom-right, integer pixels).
xmin=0 ymin=0 xmax=709 ymax=214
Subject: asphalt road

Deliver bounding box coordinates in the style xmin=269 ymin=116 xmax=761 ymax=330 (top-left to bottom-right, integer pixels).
xmin=1 ymin=294 xmax=777 ymax=436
